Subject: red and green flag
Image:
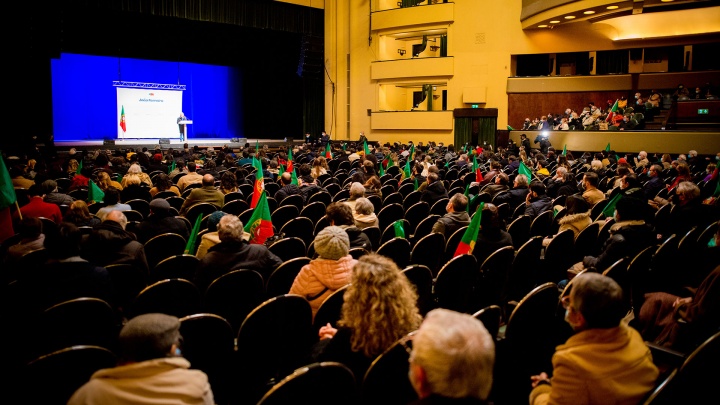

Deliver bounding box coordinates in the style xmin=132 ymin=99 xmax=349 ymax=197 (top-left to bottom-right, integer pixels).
xmin=87 ymin=180 xmax=105 ymax=204
xmin=402 ymin=159 xmax=411 ymax=181
xmin=325 ymin=143 xmax=333 ymax=159
xmin=473 ymin=156 xmax=483 ymax=183
xmin=286 ymin=148 xmax=294 ymax=173
xmin=454 ymin=202 xmax=485 ymax=257
xmin=605 ymin=99 xmax=619 ymax=122
xmin=244 ymin=192 xmax=274 ymax=245
xmin=119 ymin=106 xmax=127 ymax=132
xmin=184 ymin=214 xmax=202 ymax=254
xmin=250 ymin=155 xmax=264 ymax=208
xmin=519 ymin=162 xmax=532 ymax=179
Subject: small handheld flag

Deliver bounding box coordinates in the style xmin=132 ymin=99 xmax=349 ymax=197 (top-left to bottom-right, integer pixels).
xmin=605 ymin=143 xmax=611 ymax=152
xmin=394 ymin=220 xmax=406 ymax=239
xmin=562 ymin=145 xmax=567 ymax=156
xmin=244 ymin=192 xmax=274 ymax=245
xmin=76 ymin=159 xmax=83 ymax=175
xmin=602 ymin=193 xmax=623 ymax=218
xmin=185 ymin=215 xmax=202 ymax=254
xmin=87 ymin=180 xmax=105 ymax=204
xmin=519 ymin=162 xmax=533 ymax=179
xmin=454 ymin=202 xmax=485 ymax=257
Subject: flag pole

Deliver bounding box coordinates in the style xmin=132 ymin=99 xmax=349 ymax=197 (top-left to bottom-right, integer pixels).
xmin=15 ymin=201 xmax=22 ymax=220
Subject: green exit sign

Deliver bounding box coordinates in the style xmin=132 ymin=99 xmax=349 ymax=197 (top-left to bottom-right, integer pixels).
xmin=698 ymin=109 xmax=709 ymax=115
xmin=471 ymin=104 xmax=479 ymax=108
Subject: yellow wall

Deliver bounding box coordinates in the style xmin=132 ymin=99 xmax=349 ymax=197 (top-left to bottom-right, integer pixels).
xmin=322 ymin=1 xmax=720 ymax=147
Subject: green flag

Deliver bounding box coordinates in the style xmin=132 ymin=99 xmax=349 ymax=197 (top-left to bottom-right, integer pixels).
xmin=394 ymin=220 xmax=406 ymax=239
xmin=342 ymin=143 xmax=347 ymax=152
xmin=0 ymin=154 xmax=17 ymax=209
xmin=444 ymin=161 xmax=449 ymax=168
xmin=364 ymin=140 xmax=371 ymax=155
xmin=414 ymin=178 xmax=419 ymax=191
xmin=76 ymin=158 xmax=83 ymax=175
xmin=87 ymin=180 xmax=105 ymax=203
xmin=387 ymin=155 xmax=395 ymax=168
xmin=168 ymin=160 xmax=176 ymax=175
xmin=562 ymin=144 xmax=567 ymax=156
xmin=402 ymin=159 xmax=411 ymax=181
xmin=464 ymin=184 xmax=470 ymax=197
xmin=454 ymin=202 xmax=485 ymax=257
xmin=507 ymin=125 xmax=515 ymax=131
xmin=379 ymin=163 xmax=385 ymax=177
xmin=605 ymin=143 xmax=611 ymax=152
xmin=602 ymin=193 xmax=623 ymax=218
xmin=409 ymin=144 xmax=415 ymax=161
xmin=279 ymin=163 xmax=285 ymax=174
xmin=291 ymin=168 xmax=299 ymax=186
xmin=519 ymin=162 xmax=532 ymax=179
xmin=185 ymin=214 xmax=202 ymax=254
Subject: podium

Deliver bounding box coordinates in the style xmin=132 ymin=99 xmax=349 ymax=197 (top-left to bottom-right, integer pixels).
xmin=178 ymin=120 xmax=193 ymax=140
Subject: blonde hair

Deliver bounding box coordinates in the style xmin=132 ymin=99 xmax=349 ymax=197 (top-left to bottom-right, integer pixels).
xmin=96 ymin=171 xmax=114 ymax=190
xmin=338 ymin=254 xmax=422 ymax=358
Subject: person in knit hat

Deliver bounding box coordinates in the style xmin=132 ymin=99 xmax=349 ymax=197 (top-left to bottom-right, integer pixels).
xmin=67 ymin=313 xmax=215 ymax=405
xmin=289 ymin=226 xmax=357 ymax=318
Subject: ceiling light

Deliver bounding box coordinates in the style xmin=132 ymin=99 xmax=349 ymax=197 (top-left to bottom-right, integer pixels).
xmin=607 ymin=5 xmax=619 ymax=10
xmin=538 ymin=24 xmax=548 ymax=28
xmin=584 ymin=10 xmax=595 ymax=15
xmin=564 ymin=15 xmax=576 ymax=19
xmin=550 ymin=20 xmax=561 ymax=24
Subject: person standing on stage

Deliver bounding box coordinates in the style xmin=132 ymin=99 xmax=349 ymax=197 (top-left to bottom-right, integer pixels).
xmin=177 ymin=112 xmax=188 ymax=141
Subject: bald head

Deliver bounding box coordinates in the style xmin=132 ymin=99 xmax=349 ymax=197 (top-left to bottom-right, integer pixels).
xmin=105 ymin=210 xmax=128 ymax=229
xmin=281 ymin=172 xmax=292 ymax=185
xmin=202 ymin=174 xmax=215 ymax=186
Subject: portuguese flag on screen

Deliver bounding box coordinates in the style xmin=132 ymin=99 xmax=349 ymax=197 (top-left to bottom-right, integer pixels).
xmin=119 ymin=106 xmax=127 ymax=132
xmin=250 ymin=155 xmax=264 ymax=208
xmin=244 ymin=191 xmax=274 ymax=245
xmin=454 ymin=202 xmax=484 ymax=257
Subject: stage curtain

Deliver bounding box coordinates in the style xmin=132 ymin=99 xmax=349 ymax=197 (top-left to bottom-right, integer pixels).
xmin=477 ymin=117 xmax=497 ymax=149
xmin=454 ymin=117 xmax=472 ymax=147
xmin=303 ymin=78 xmax=324 ymax=138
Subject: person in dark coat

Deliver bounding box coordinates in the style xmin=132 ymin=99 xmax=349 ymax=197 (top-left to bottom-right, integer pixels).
xmin=493 ymin=174 xmax=530 ymax=212
xmin=325 ymin=202 xmax=371 ymax=251
xmin=194 ymin=215 xmax=282 ymax=292
xmin=134 ymin=198 xmax=190 ymax=244
xmin=643 ymin=164 xmax=665 ymax=200
xmin=81 ymin=210 xmax=149 ymax=274
xmin=473 ymin=203 xmax=513 ymax=267
xmin=432 ymin=193 xmax=470 ymax=240
xmin=274 ymin=172 xmax=302 ymax=203
xmin=524 ymin=180 xmax=553 ymax=219
xmin=420 ymin=173 xmax=448 ymax=207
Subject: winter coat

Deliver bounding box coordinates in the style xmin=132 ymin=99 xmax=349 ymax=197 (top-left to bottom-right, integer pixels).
xmin=289 ymin=255 xmax=356 ymax=318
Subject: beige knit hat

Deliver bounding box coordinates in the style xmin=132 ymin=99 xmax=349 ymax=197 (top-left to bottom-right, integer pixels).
xmin=314 ymin=226 xmax=350 ymax=260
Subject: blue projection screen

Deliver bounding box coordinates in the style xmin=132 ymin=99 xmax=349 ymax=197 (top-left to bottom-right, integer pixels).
xmin=51 ymin=53 xmax=243 ymax=141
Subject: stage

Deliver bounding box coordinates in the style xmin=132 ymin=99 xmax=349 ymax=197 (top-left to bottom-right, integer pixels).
xmin=50 ymin=138 xmax=304 ymax=152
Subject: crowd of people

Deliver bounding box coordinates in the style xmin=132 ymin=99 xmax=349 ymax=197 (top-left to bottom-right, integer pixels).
xmin=2 ymin=135 xmax=719 ymax=404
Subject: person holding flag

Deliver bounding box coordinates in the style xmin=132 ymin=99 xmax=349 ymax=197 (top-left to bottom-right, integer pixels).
xmin=0 ymin=153 xmax=18 ymax=242
xmin=286 ymin=147 xmax=294 ymax=173
xmin=194 ymin=213 xmax=281 ymax=292
xmin=250 ymin=149 xmax=265 ymax=209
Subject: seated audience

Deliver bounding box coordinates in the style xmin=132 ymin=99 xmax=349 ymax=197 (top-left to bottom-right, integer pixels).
xmin=420 ymin=172 xmax=448 ymax=207
xmin=363 ymin=176 xmax=382 ymax=199
xmin=63 ymin=200 xmax=101 ymax=228
xmin=179 ymin=174 xmax=224 ymax=216
xmin=81 ymin=210 xmax=149 ymax=273
xmin=274 ymin=172 xmax=301 ymax=202
xmin=67 ymin=313 xmax=214 ymax=405
xmin=121 ymin=163 xmax=152 ymax=188
xmin=135 ymin=198 xmax=190 ymax=244
xmin=315 ymin=253 xmax=422 ymax=382
xmin=432 ymin=193 xmax=470 ymax=240
xmin=524 ymin=180 xmax=552 ymax=219
xmin=473 ymin=203 xmax=513 ymax=265
xmin=195 ymin=211 xmax=226 ymax=260
xmin=289 ymin=226 xmax=356 ymax=318
xmin=218 ymin=171 xmax=240 ymax=195
xmin=530 ymin=272 xmax=659 ymax=405
xmin=326 ymin=202 xmax=372 ymax=250
xmin=96 ymin=170 xmax=123 ymax=192
xmin=194 ymin=215 xmax=282 ymax=291
xmin=352 ymin=197 xmax=379 ymax=230
xmin=149 ymin=173 xmax=180 ymax=197
xmin=14 ymin=183 xmax=62 ymax=224
xmin=4 ymin=217 xmax=45 ymax=264
xmin=95 ymin=187 xmax=131 ymax=221
xmin=581 ymin=172 xmax=605 ymax=206
xmin=484 ymin=172 xmax=511 ymax=198
xmin=176 ymin=162 xmax=203 ymax=192
xmin=409 ymin=308 xmax=495 ymax=403
xmin=543 ymin=195 xmax=591 ymax=246
xmin=494 ymin=174 xmax=529 ymax=211
xmin=643 ymin=164 xmax=665 ymax=200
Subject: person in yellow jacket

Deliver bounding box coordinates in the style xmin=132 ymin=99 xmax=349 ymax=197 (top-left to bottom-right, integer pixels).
xmin=529 ymin=272 xmax=659 ymax=405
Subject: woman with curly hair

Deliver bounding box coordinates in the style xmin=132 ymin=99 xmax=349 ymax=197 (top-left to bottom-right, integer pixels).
xmin=149 ymin=173 xmax=180 ymax=197
xmin=219 ymin=171 xmax=239 ymax=195
xmin=315 ymin=253 xmax=422 ymax=381
xmin=311 ymin=156 xmax=329 ymax=179
xmin=121 ymin=163 xmax=152 ymax=188
xmin=63 ymin=200 xmax=101 ymax=227
xmin=96 ymin=170 xmax=123 ymax=192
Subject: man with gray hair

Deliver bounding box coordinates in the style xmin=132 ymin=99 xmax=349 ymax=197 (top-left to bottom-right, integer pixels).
xmin=68 ymin=313 xmax=214 ymax=405
xmin=530 ymin=272 xmax=658 ymax=405
xmin=493 ymin=173 xmax=529 ymax=211
xmin=432 ymin=193 xmax=470 ymax=239
xmin=194 ymin=215 xmax=282 ymax=291
xmin=409 ymin=308 xmax=495 ymax=402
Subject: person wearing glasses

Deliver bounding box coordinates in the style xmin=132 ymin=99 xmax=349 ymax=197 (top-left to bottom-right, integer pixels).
xmin=530 ymin=272 xmax=658 ymax=405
